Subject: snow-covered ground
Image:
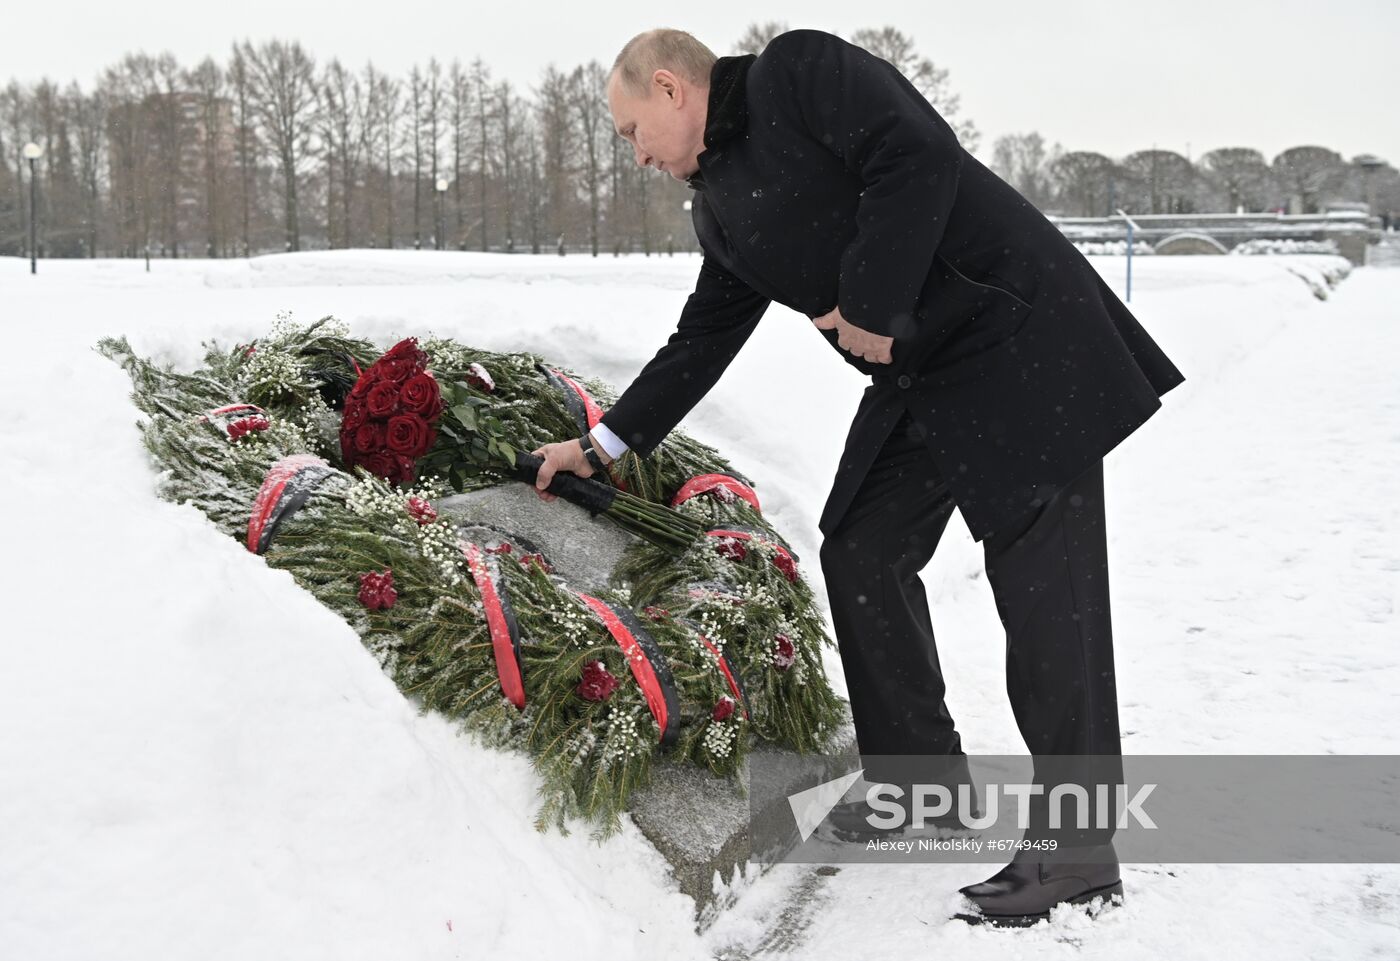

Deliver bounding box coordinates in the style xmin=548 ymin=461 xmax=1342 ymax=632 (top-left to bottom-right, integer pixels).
xmin=2 ymin=250 xmax=1397 ymax=960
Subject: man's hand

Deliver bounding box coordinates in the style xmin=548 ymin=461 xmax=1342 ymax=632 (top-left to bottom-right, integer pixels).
xmin=529 ymin=434 xmax=610 ymax=503
xmin=812 ymin=306 xmax=894 ymax=364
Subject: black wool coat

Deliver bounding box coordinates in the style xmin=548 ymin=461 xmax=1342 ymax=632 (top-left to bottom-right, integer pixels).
xmin=599 ymin=28 xmax=1185 ymax=542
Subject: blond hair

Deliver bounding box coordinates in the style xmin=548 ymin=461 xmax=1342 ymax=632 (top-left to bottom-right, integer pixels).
xmin=610 ymin=28 xmax=717 ymax=98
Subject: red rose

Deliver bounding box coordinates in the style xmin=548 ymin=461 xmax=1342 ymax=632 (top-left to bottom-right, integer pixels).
xmin=360 ymin=451 xmax=395 ymax=479
xmin=382 ymin=338 xmax=426 ymax=365
xmin=772 ymin=551 xmax=799 ymax=583
xmin=486 ymin=542 xmax=513 ymax=555
xmin=519 ymin=553 xmax=553 ymax=573
xmin=391 ymin=453 xmax=416 ymax=486
xmin=358 ymin=569 xmax=397 ymax=610
xmin=353 ymin=421 xmax=385 ymax=455
xmin=576 ymin=659 xmax=619 ymax=702
xmin=342 ymin=395 xmax=368 ymax=432
xmin=385 ymin=414 xmax=430 ymax=456
xmin=644 ymin=606 xmax=670 ymax=621
xmin=715 ymin=536 xmax=747 ymax=562
xmin=349 ymin=369 xmax=374 ymax=398
xmin=400 ymin=372 xmax=442 ymax=419
xmin=406 ymin=496 xmax=437 ymax=525
xmin=773 ymin=633 xmax=796 ymax=670
xmin=366 ymin=380 xmax=401 ymax=417
xmin=712 ymin=695 xmax=736 ymax=722
xmin=380 ymin=357 xmax=417 ymax=383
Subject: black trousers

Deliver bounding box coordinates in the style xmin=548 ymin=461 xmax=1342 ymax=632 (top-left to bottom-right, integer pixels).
xmin=819 ymin=408 xmax=1122 ymax=842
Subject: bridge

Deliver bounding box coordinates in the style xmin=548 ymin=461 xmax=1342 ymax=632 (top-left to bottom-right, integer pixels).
xmin=1048 ymin=210 xmax=1383 ymax=265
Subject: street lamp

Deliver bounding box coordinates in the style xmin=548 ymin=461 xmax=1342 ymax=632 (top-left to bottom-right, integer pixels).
xmin=23 ymin=142 xmax=42 ymax=274
xmin=435 ymin=177 xmax=448 ymax=251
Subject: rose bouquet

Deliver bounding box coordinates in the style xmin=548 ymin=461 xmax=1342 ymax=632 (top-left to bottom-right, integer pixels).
xmin=338 ymin=337 xmax=702 ymax=553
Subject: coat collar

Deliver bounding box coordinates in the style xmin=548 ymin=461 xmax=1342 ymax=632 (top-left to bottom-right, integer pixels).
xmin=687 ymin=53 xmax=756 ymax=190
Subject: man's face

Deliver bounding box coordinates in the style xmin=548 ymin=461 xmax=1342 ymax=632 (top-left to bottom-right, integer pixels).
xmin=607 ymin=68 xmax=707 ymax=181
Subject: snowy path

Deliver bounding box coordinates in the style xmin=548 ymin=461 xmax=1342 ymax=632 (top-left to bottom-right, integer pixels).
xmin=1 ymin=252 xmax=1396 ymax=960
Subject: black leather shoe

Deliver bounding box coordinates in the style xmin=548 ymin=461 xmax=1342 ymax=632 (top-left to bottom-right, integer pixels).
xmin=953 ymin=842 xmax=1124 ymax=927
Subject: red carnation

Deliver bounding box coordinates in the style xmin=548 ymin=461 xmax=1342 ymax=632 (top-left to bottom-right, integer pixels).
xmin=406 ymin=496 xmax=437 ymax=525
xmin=644 ymin=606 xmax=670 ymax=621
xmin=773 ymin=633 xmax=796 ymax=670
xmin=519 ymin=553 xmax=553 ymax=573
xmin=466 ymin=362 xmax=495 ymax=393
xmin=576 ymin=659 xmax=620 ymax=702
xmin=385 ymin=414 xmax=430 ymax=456
xmin=772 ymin=551 xmax=799 ymax=583
xmin=227 ymin=415 xmax=270 ymax=440
xmin=366 ymin=380 xmax=401 ymax=417
xmin=358 ymin=568 xmax=397 ymax=610
xmin=715 ymin=536 xmax=747 ymax=562
xmin=486 ymin=542 xmax=513 ymax=555
xmin=712 ymin=695 xmax=736 ymax=722
xmin=400 ymin=372 xmax=442 ymax=419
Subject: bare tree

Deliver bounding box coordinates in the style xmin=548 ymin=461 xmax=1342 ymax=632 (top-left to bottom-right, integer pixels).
xmin=1120 ymin=149 xmax=1196 ymax=214
xmin=849 ymin=26 xmax=980 ymax=153
xmin=991 ymin=132 xmax=1057 ymax=208
xmin=319 ymin=58 xmax=367 ymax=248
xmin=241 ymin=39 xmax=318 ymax=251
xmin=228 ymin=45 xmax=257 ymax=256
xmin=1048 ymin=150 xmax=1118 ymax=216
xmin=1272 ymin=145 xmax=1346 ymax=214
xmin=733 ymin=21 xmax=789 ymax=55
xmin=570 ymin=61 xmax=608 ymax=256
xmin=470 ymin=57 xmax=495 ymax=251
xmin=1200 ymin=147 xmax=1274 ymax=212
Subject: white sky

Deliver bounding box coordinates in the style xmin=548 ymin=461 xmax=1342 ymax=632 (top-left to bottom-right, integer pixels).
xmin=4 ymin=0 xmax=1396 ymax=167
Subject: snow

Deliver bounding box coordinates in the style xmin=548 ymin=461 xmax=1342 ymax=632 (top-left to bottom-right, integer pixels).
xmin=2 ymin=250 xmax=1398 ymax=959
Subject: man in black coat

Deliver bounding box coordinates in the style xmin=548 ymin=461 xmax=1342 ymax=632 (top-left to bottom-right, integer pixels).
xmin=533 ymin=27 xmax=1184 ymax=926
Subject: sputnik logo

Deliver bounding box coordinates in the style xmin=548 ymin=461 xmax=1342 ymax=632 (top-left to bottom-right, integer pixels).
xmin=788 ymin=768 xmax=866 ymax=841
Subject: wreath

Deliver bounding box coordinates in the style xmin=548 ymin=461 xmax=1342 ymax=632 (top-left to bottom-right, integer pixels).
xmin=98 ymin=312 xmax=846 ymax=841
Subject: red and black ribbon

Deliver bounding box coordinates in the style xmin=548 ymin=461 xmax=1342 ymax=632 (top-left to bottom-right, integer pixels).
xmin=676 ymin=615 xmax=751 ymax=721
xmin=462 ymin=540 xmax=527 ymax=710
xmin=200 ymin=402 xmax=267 ymax=424
xmin=670 ymin=473 xmax=762 ymax=513
xmin=536 ymin=363 xmax=629 ymax=491
xmin=574 ymin=591 xmax=680 ymax=747
xmin=247 ymin=454 xmax=339 ymax=554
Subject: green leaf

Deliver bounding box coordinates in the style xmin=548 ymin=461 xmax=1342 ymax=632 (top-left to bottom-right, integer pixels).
xmin=452 ymin=404 xmax=477 ymax=431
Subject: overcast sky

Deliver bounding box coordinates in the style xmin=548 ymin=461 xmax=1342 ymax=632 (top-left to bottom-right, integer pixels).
xmin=4 ymin=0 xmax=1395 ymax=167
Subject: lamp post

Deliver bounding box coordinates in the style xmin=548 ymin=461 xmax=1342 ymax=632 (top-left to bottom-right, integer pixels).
xmin=1116 ymin=208 xmax=1140 ymax=303
xmin=434 ymin=177 xmax=448 ymax=251
xmin=23 ymin=142 xmax=42 ymax=274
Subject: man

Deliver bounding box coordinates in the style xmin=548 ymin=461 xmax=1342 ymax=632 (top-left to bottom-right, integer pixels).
xmin=532 ymin=27 xmax=1184 ymax=926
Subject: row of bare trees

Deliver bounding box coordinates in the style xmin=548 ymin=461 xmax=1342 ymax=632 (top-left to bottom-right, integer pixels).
xmin=0 ymin=22 xmax=987 ymax=259
xmin=8 ymin=21 xmax=1388 ymax=260
xmin=989 ymin=133 xmax=1399 ymax=219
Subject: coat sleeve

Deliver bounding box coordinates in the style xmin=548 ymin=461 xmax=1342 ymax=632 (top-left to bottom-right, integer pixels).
xmin=754 ymin=28 xmax=963 ymax=339
xmin=597 ymin=253 xmax=770 ymax=459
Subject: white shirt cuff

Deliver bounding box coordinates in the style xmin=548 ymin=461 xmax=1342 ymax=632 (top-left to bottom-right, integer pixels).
xmin=590 ymin=421 xmax=630 ymax=460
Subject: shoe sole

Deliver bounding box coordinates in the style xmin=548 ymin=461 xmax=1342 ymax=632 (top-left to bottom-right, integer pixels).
xmin=953 ymin=881 xmax=1125 ymax=928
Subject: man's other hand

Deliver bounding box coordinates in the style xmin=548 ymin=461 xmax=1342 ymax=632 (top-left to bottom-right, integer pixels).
xmin=812 ymin=306 xmax=894 ymax=364
xmin=529 ymin=439 xmax=596 ymax=503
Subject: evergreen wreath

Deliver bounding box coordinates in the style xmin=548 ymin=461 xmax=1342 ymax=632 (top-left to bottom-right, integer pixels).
xmin=98 ymin=312 xmax=846 ymax=841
